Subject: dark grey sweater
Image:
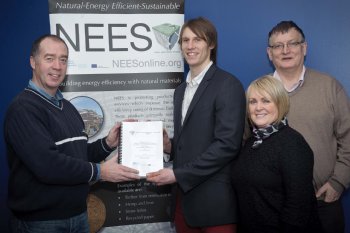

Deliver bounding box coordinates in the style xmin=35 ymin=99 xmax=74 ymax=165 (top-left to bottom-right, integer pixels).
xmin=4 ymin=88 xmax=112 ymax=220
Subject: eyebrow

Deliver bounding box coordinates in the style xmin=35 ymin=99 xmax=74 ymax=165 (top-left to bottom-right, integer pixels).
xmin=43 ymin=53 xmax=68 ymax=58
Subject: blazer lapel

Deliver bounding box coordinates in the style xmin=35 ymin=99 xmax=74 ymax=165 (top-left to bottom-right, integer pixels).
xmin=182 ymin=65 xmax=216 ymax=127
xmin=174 ymin=83 xmax=186 ymax=140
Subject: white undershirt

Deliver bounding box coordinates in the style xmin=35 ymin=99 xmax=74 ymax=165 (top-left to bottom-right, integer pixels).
xmin=273 ymin=66 xmax=306 ymax=93
xmin=181 ymin=61 xmax=213 ymax=125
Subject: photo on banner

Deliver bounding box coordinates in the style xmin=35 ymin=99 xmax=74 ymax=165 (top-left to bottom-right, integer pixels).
xmin=48 ymin=0 xmax=184 ymax=232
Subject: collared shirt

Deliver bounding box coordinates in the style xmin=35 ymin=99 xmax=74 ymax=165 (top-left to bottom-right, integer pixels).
xmin=28 ymin=80 xmax=63 ymax=107
xmin=181 ymin=61 xmax=213 ymax=125
xmin=273 ymin=66 xmax=306 ymax=93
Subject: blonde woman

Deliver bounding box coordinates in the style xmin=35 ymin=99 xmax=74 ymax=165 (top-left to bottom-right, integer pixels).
xmin=232 ymin=76 xmax=322 ymax=233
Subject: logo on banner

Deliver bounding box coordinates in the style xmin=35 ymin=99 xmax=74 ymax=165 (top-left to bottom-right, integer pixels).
xmin=152 ymin=23 xmax=180 ymax=50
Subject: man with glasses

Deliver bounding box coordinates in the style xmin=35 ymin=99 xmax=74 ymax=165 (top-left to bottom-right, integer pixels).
xmin=266 ymin=20 xmax=350 ymax=233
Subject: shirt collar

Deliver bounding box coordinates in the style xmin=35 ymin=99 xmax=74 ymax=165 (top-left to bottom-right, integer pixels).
xmin=186 ymin=61 xmax=213 ymax=87
xmin=28 ymin=80 xmax=63 ymax=106
xmin=273 ymin=65 xmax=306 ymax=93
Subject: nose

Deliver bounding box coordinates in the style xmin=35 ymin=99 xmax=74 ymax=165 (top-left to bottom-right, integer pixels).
xmin=255 ymin=102 xmax=264 ymax=111
xmin=282 ymin=44 xmax=291 ymax=53
xmin=52 ymin=59 xmax=62 ymax=69
xmin=187 ymin=40 xmax=195 ymax=49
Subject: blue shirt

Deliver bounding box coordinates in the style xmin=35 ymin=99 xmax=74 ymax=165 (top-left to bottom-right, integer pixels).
xmin=28 ymin=80 xmax=63 ymax=107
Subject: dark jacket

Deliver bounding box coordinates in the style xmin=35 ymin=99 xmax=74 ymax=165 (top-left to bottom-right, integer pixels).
xmin=171 ymin=64 xmax=246 ymax=227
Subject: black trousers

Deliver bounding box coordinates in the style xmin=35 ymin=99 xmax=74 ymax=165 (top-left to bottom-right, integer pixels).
xmin=317 ymin=200 xmax=344 ymax=233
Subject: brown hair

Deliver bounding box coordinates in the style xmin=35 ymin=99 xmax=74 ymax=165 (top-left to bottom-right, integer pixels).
xmin=268 ymin=20 xmax=305 ymax=45
xmin=179 ymin=17 xmax=217 ymax=64
xmin=31 ymin=34 xmax=68 ymax=58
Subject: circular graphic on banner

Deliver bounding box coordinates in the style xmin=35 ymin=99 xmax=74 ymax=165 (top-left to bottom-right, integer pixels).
xmin=70 ymin=96 xmax=104 ymax=138
xmin=87 ymin=194 xmax=106 ymax=233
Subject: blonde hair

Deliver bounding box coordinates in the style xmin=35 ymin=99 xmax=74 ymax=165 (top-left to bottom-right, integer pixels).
xmin=246 ymin=75 xmax=290 ymax=125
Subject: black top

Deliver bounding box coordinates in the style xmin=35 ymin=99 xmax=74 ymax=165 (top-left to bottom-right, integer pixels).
xmin=232 ymin=125 xmax=322 ymax=233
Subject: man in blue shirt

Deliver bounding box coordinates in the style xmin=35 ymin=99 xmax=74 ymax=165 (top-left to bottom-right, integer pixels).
xmin=4 ymin=34 xmax=140 ymax=233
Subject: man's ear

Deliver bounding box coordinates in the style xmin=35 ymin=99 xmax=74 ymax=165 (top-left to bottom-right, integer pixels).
xmin=30 ymin=56 xmax=36 ymax=70
xmin=267 ymin=47 xmax=273 ymax=61
xmin=302 ymin=41 xmax=307 ymax=56
xmin=209 ymin=44 xmax=215 ymax=50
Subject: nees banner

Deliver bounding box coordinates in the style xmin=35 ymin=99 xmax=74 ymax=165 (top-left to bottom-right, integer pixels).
xmin=48 ymin=0 xmax=184 ymax=232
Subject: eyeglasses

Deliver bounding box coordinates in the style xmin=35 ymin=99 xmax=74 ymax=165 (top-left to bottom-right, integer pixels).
xmin=268 ymin=41 xmax=305 ymax=51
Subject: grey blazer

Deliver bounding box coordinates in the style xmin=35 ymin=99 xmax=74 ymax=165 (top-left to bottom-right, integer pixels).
xmin=171 ymin=64 xmax=246 ymax=227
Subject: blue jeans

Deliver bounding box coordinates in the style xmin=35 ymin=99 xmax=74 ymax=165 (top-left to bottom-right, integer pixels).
xmin=11 ymin=211 xmax=89 ymax=233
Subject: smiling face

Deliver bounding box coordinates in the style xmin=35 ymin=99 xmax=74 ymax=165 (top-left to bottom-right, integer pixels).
xmin=248 ymin=89 xmax=279 ymax=129
xmin=180 ymin=27 xmax=213 ymax=76
xmin=267 ymin=28 xmax=307 ymax=72
xmin=30 ymin=37 xmax=68 ymax=96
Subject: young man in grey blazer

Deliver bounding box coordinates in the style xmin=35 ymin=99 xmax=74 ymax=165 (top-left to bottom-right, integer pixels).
xmin=147 ymin=17 xmax=246 ymax=233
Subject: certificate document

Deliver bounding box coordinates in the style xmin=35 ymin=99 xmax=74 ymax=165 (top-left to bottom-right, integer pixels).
xmin=118 ymin=121 xmax=163 ymax=177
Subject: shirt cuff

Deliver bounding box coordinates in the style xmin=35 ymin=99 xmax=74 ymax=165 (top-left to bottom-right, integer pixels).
xmin=101 ymin=137 xmax=117 ymax=152
xmin=329 ymin=178 xmax=345 ymax=194
xmin=163 ymin=153 xmax=171 ymax=163
xmin=95 ymin=163 xmax=101 ymax=181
